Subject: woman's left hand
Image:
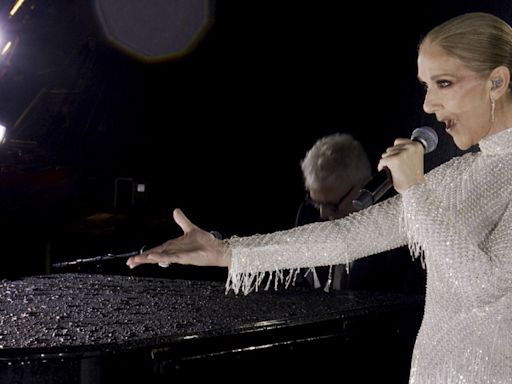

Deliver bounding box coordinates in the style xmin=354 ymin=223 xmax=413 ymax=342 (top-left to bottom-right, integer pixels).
xmin=378 ymin=138 xmax=425 ymax=194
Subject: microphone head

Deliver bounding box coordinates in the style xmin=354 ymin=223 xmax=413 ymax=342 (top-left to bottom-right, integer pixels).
xmin=411 ymin=126 xmax=438 ymax=154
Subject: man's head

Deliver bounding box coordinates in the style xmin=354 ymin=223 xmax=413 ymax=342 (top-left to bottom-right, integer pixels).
xmin=301 ymin=133 xmax=371 ymax=220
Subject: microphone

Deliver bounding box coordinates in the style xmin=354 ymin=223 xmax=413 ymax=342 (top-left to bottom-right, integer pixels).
xmin=352 ymin=126 xmax=438 ymax=211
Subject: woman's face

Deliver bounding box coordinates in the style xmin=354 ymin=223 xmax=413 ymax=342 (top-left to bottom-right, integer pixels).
xmin=418 ymin=42 xmax=492 ymax=150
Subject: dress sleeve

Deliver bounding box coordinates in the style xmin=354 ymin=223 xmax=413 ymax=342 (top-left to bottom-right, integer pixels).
xmin=226 ymin=194 xmax=407 ymax=294
xmin=401 ymin=183 xmax=512 ymax=306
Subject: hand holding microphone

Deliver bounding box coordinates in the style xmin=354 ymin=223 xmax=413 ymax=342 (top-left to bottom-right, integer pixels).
xmin=352 ymin=127 xmax=438 ymax=211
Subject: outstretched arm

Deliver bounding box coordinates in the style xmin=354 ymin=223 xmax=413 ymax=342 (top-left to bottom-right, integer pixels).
xmin=126 ymin=208 xmax=231 ymax=269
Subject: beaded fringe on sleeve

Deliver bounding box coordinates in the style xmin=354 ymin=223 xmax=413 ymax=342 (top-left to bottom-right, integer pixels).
xmin=225 ymin=195 xmax=407 ymax=295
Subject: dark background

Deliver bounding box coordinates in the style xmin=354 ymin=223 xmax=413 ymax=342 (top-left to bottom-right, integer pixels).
xmin=0 ymin=0 xmax=511 ymax=277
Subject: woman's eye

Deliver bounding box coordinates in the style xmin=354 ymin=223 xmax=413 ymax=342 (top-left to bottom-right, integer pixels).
xmin=437 ymin=80 xmax=452 ymax=88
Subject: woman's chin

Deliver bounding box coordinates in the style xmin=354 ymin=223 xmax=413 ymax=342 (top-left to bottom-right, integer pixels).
xmin=452 ymin=136 xmax=472 ymax=150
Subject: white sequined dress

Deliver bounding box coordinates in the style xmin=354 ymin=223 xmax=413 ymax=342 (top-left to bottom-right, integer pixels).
xmin=225 ymin=128 xmax=512 ymax=383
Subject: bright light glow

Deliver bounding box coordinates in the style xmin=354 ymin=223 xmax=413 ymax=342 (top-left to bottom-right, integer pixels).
xmin=9 ymin=0 xmax=25 ymax=17
xmin=1 ymin=41 xmax=12 ymax=55
xmin=0 ymin=125 xmax=6 ymax=143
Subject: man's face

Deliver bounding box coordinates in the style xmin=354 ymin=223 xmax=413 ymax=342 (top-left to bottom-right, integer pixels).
xmin=307 ymin=181 xmax=359 ymax=220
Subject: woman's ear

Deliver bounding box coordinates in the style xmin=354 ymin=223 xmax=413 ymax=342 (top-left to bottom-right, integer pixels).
xmin=490 ymin=65 xmax=510 ymax=95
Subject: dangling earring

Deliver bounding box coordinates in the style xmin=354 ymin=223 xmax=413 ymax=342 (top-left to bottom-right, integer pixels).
xmin=491 ymin=96 xmax=496 ymax=123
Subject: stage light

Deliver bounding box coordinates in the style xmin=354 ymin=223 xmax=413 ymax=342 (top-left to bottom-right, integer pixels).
xmin=1 ymin=41 xmax=12 ymax=56
xmin=0 ymin=124 xmax=6 ymax=144
xmin=94 ymin=0 xmax=213 ymax=61
xmin=9 ymin=0 xmax=26 ymax=18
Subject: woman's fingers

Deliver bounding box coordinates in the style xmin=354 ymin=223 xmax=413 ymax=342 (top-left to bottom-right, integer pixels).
xmin=173 ymin=208 xmax=195 ymax=233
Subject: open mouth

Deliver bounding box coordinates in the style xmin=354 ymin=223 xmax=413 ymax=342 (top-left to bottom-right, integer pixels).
xmin=444 ymin=119 xmax=455 ymax=132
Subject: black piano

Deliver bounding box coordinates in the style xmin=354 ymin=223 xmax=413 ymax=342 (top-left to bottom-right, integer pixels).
xmin=0 ymin=273 xmax=423 ymax=384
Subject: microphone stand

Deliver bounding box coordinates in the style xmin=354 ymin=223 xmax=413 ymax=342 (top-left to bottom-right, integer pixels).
xmin=51 ymin=231 xmax=221 ymax=269
xmin=52 ymin=247 xmax=146 ymax=269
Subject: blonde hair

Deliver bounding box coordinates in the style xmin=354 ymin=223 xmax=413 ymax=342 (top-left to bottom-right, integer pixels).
xmin=421 ymin=12 xmax=512 ymax=84
xmin=301 ymin=133 xmax=371 ymax=191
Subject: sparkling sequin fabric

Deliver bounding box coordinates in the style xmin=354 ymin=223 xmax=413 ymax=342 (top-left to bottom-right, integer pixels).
xmin=226 ymin=128 xmax=512 ymax=383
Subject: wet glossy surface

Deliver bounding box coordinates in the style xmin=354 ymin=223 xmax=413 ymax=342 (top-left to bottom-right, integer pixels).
xmin=0 ymin=273 xmax=423 ymax=355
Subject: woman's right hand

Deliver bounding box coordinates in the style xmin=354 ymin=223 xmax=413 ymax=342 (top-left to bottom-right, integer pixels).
xmin=126 ymin=208 xmax=230 ymax=269
xmin=377 ymin=138 xmax=425 ymax=193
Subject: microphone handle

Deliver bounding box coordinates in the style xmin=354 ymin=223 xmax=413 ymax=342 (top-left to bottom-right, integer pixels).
xmin=352 ymin=168 xmax=392 ymax=211
xmin=352 ymin=132 xmax=432 ymax=211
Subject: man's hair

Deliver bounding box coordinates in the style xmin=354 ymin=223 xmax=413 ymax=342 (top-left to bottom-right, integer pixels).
xmin=300 ymin=133 xmax=371 ymax=190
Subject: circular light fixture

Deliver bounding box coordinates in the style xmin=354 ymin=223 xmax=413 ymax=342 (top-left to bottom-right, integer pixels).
xmin=94 ymin=0 xmax=213 ymax=61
